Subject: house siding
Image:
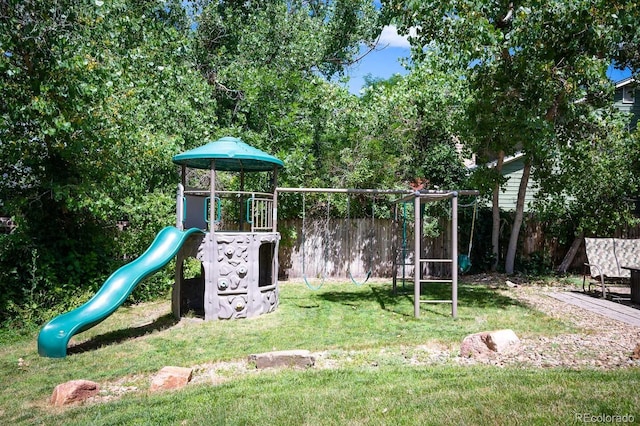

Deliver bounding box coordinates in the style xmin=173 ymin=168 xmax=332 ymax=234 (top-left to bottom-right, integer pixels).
xmin=499 ymin=158 xmax=537 ymax=212
xmin=479 ymin=155 xmax=538 ymax=212
xmin=614 ymin=80 xmax=639 ymax=131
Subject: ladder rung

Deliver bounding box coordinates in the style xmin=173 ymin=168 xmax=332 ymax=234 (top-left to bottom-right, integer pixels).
xmin=419 ymin=300 xmax=453 ymax=304
xmin=419 ymin=259 xmax=452 ymax=263
xmin=419 ymin=279 xmax=452 ymax=283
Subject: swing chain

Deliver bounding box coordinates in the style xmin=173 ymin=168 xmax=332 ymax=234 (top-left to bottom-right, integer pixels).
xmin=346 ymin=195 xmax=373 ymax=286
xmin=301 ymin=193 xmax=329 ymax=290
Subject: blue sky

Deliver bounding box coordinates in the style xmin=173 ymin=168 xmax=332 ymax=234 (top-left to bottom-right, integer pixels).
xmin=344 ymin=25 xmax=633 ymax=95
xmin=608 ymin=65 xmax=633 ymax=82
xmin=344 ymin=25 xmax=411 ymax=95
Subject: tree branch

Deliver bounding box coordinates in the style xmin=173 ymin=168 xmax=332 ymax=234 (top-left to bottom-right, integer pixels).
xmin=495 ymin=2 xmax=514 ymax=29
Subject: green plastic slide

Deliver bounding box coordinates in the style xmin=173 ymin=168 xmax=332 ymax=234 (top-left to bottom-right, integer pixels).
xmin=37 ymin=226 xmax=202 ymax=358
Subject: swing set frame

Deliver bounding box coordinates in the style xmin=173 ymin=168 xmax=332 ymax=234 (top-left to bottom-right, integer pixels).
xmin=276 ymin=187 xmax=410 ymax=290
xmin=393 ymin=190 xmax=479 ymax=318
xmin=275 ymin=187 xmax=478 ymax=318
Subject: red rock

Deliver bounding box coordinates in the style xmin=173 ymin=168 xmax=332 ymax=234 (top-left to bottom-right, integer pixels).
xmin=51 ymin=380 xmax=100 ymax=406
xmin=460 ymin=332 xmax=492 ymax=358
xmin=149 ymin=366 xmax=193 ymax=392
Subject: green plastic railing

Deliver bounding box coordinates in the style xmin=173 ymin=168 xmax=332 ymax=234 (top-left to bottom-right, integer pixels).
xmin=204 ymin=197 xmax=222 ymax=224
xmin=245 ymin=197 xmax=253 ymax=224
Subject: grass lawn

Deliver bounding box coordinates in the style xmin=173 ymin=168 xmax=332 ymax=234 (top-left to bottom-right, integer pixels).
xmin=1 ymin=277 xmax=639 ymax=425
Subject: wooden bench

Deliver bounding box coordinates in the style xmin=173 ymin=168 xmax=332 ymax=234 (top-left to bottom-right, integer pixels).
xmin=583 ymin=237 xmax=640 ymax=299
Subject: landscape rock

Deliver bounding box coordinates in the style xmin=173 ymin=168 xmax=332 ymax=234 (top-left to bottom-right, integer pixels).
xmin=248 ymin=350 xmax=315 ymax=369
xmin=486 ymin=329 xmax=521 ymax=353
xmin=460 ymin=329 xmax=521 ymax=358
xmin=631 ymin=343 xmax=640 ymax=360
xmin=149 ymin=366 xmax=193 ymax=392
xmin=51 ymin=379 xmax=100 ymax=406
xmin=460 ymin=333 xmax=491 ymax=358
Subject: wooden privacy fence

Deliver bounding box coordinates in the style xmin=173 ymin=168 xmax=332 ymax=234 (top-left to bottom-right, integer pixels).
xmin=278 ymin=217 xmax=455 ymax=280
xmin=278 ymin=216 xmax=640 ymax=279
xmin=278 ymin=211 xmax=640 ymax=280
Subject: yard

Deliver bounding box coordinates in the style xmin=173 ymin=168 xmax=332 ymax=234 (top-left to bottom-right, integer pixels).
xmin=2 ymin=275 xmax=640 ymax=425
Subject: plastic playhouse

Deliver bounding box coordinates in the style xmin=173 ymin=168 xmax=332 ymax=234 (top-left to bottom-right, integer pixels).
xmin=172 ymin=136 xmax=283 ymax=320
xmin=37 ymin=135 xmax=479 ymax=358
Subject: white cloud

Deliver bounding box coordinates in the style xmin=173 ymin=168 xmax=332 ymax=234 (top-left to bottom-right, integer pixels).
xmin=377 ymin=25 xmax=417 ymax=49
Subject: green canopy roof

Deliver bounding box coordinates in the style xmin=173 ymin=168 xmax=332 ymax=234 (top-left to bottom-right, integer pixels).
xmin=172 ymin=137 xmax=284 ymax=171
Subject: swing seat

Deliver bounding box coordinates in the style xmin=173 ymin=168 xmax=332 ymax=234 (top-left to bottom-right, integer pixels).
xmin=349 ymin=269 xmax=371 ymax=286
xmin=458 ymin=254 xmax=472 ymax=274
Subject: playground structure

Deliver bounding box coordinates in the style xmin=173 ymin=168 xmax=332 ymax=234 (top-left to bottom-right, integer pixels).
xmin=277 ymin=187 xmax=479 ymax=318
xmin=37 ymin=135 xmax=478 ymax=358
xmin=171 ymin=137 xmax=283 ymax=321
xmin=38 ymin=137 xmax=283 ymax=357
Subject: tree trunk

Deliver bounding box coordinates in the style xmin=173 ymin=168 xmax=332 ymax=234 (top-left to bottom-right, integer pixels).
xmin=505 ymin=159 xmax=531 ymax=274
xmin=491 ymin=150 xmax=505 ymax=271
xmin=557 ymin=232 xmax=584 ymax=274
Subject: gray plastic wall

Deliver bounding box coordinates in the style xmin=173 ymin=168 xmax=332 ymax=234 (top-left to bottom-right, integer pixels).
xmin=173 ymin=231 xmax=280 ymax=320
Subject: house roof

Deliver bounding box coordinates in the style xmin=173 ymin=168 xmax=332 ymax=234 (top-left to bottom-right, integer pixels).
xmin=172 ymin=137 xmax=284 ymax=172
xmin=466 ymin=152 xmax=525 ymax=170
xmin=615 ymin=77 xmax=636 ymax=89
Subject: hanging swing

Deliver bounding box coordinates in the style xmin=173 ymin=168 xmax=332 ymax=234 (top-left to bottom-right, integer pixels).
xmin=346 ymin=196 xmax=374 ymax=286
xmin=301 ymin=193 xmax=330 ymax=290
xmin=458 ymin=198 xmax=477 ymax=274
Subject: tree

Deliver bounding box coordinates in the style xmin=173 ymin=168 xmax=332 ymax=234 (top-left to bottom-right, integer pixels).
xmin=190 ymin=0 xmax=382 ymax=216
xmin=0 ymin=0 xmax=218 ymax=323
xmin=383 ymin=0 xmax=640 ymax=273
xmin=192 ymin=0 xmax=379 ymax=156
xmin=350 ymin=58 xmax=470 ymax=191
xmin=533 ymin=107 xmax=639 ymax=238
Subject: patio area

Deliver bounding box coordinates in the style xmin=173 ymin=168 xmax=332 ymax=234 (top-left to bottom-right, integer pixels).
xmin=549 ymin=291 xmax=640 ymax=327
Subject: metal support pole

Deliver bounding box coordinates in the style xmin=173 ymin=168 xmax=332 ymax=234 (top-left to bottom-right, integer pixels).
xmin=276 ymin=187 xmax=412 ymax=195
xmin=272 ymin=166 xmax=278 ymax=233
xmin=176 ymin=183 xmax=184 ymax=230
xmin=239 ymin=168 xmax=245 ymax=231
xmin=414 ymin=193 xmax=421 ymax=318
xmin=451 ymin=192 xmax=458 ymax=319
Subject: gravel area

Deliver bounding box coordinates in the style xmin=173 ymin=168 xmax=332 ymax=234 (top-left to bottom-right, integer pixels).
xmin=186 ymin=279 xmax=640 ymax=379
xmin=192 ymin=279 xmax=640 ymax=377
xmin=455 ymin=281 xmax=640 ymax=369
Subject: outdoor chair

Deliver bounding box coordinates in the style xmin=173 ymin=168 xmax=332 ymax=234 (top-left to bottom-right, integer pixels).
xmin=583 ymin=237 xmax=640 ymax=299
xmin=582 ymin=238 xmax=640 ymax=297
